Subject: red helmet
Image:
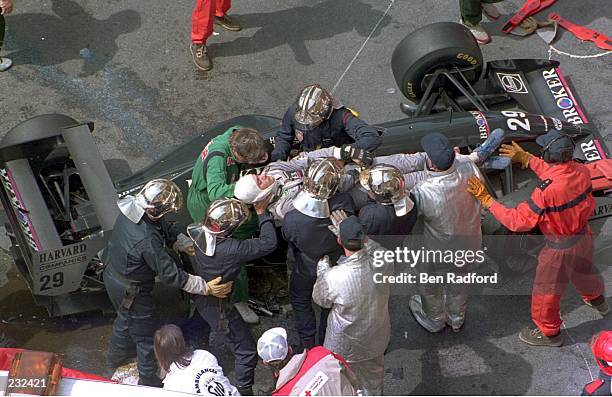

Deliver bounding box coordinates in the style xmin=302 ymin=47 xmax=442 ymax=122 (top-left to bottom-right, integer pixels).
xmin=591 ymin=331 xmax=612 ymax=376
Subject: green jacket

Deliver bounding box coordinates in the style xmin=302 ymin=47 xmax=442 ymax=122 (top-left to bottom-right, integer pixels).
xmin=187 ymin=126 xmax=257 ymax=238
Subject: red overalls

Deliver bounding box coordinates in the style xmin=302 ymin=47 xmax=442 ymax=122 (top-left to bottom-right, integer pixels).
xmin=191 ymin=0 xmax=232 ymax=44
xmin=489 ymin=156 xmax=605 ymax=336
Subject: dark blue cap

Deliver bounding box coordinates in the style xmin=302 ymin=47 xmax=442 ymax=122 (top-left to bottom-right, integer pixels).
xmin=420 ymin=133 xmax=455 ymax=170
xmin=339 ymin=215 xmax=366 ymax=247
xmin=535 ymin=130 xmax=574 ymax=156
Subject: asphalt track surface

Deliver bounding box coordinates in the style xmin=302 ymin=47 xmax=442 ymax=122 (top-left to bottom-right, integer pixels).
xmin=0 ymin=0 xmax=611 ymax=394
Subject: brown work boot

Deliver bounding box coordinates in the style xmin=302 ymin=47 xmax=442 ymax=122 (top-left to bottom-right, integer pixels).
xmin=584 ymin=296 xmax=610 ymax=316
xmin=190 ymin=43 xmax=212 ymax=71
xmin=519 ymin=326 xmax=563 ymax=347
xmin=214 ymin=14 xmax=242 ymax=31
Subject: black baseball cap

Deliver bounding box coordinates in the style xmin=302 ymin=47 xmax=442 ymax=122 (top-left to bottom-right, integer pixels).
xmin=535 ymin=130 xmax=574 ymax=156
xmin=420 ymin=133 xmax=455 ymax=170
xmin=339 ymin=216 xmax=366 ymax=247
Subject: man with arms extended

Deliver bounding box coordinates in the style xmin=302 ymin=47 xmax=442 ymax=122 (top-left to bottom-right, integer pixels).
xmin=271 ymin=84 xmax=381 ymax=161
xmin=467 ymin=130 xmax=608 ymax=346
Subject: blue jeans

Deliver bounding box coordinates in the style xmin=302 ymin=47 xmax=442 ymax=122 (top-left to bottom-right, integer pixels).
xmin=475 ymin=128 xmax=511 ymax=170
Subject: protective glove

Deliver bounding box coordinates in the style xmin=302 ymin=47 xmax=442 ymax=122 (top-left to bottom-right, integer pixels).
xmin=335 ymin=144 xmax=374 ymax=166
xmin=327 ymin=209 xmax=349 ymax=236
xmin=173 ymin=233 xmax=195 ymax=256
xmin=466 ymin=176 xmax=495 ymax=209
xmin=317 ymin=255 xmax=331 ymax=276
xmin=206 ymin=276 xmax=233 ymax=298
xmin=499 ymin=141 xmax=532 ymax=169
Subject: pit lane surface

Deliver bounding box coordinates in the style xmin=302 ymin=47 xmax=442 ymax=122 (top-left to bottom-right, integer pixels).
xmin=0 ymin=0 xmax=611 ymax=394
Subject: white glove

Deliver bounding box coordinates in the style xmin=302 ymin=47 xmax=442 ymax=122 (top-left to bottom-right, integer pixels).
xmin=317 ymin=255 xmax=331 ymax=276
xmin=181 ymin=274 xmax=208 ymax=295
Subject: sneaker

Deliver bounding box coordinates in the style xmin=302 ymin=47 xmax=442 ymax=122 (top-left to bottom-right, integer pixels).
xmin=190 ymin=43 xmax=212 ymax=71
xmin=234 ymin=301 xmax=260 ymax=324
xmin=482 ymin=3 xmax=501 ymax=21
xmin=460 ymin=18 xmax=492 ymax=45
xmin=584 ymin=296 xmax=610 ymax=316
xmin=0 ymin=57 xmax=13 ymax=72
xmin=519 ymin=326 xmax=563 ymax=347
xmin=214 ymin=14 xmax=242 ymax=31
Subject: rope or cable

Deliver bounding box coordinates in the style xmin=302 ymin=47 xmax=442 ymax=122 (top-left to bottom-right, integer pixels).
xmin=331 ymin=0 xmax=395 ymax=94
xmin=548 ymin=45 xmax=612 ymax=60
xmin=561 ymin=319 xmax=595 ymax=382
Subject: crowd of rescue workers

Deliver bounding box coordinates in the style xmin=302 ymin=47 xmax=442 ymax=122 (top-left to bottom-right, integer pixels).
xmin=103 ymin=84 xmax=611 ymax=396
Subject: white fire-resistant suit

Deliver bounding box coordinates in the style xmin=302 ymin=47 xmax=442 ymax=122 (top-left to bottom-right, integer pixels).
xmin=312 ymin=239 xmax=392 ymax=395
xmin=410 ymin=156 xmax=483 ymax=332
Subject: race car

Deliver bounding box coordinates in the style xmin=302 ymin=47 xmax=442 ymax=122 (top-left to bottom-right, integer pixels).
xmin=0 ymin=22 xmax=609 ymax=316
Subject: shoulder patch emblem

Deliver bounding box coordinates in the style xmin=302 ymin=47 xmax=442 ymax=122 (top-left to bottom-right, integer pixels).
xmin=537 ymin=179 xmax=553 ymax=191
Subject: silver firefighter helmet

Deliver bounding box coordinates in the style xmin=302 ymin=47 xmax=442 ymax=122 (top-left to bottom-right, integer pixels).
xmin=294 ymin=84 xmax=334 ymax=131
xmin=203 ymin=198 xmax=250 ymax=237
xmin=363 ymin=164 xmax=413 ymax=216
xmin=118 ymin=178 xmax=183 ymax=223
xmin=294 ymin=158 xmax=343 ymax=218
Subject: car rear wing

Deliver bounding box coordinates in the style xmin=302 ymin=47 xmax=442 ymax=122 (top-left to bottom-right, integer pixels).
xmin=0 ymin=117 xmax=119 ymax=297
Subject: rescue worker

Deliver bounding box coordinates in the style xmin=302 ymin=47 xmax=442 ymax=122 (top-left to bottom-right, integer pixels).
xmin=190 ymin=0 xmax=241 ymax=71
xmin=257 ymin=327 xmax=358 ymax=396
xmin=281 ymin=158 xmax=356 ymax=349
xmin=104 ymin=179 xmax=233 ymax=387
xmin=188 ymin=196 xmax=278 ymax=396
xmin=154 ymin=324 xmax=239 ymax=396
xmin=187 ymin=126 xmax=269 ymax=324
xmin=583 ymin=331 xmax=612 ymax=396
xmin=234 ymin=145 xmax=367 ymax=225
xmin=408 ymin=133 xmax=483 ymax=333
xmin=313 ymin=212 xmax=391 ymax=395
xmin=357 ymin=164 xmax=418 ymax=238
xmin=467 ymin=130 xmax=608 ymax=346
xmin=271 ymin=84 xmax=382 ymax=161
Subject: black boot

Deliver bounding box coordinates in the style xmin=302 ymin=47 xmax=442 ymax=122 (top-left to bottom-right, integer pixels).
xmin=106 ymin=343 xmax=137 ymax=368
xmin=237 ymin=385 xmax=254 ymax=396
xmin=138 ymin=374 xmax=163 ymax=388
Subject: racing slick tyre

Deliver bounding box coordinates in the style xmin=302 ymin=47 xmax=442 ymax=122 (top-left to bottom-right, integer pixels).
xmin=391 ymin=22 xmax=483 ymax=101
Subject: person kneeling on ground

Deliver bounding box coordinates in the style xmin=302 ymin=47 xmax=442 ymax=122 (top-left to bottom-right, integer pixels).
xmin=257 ymin=327 xmax=359 ymax=396
xmin=154 ymin=324 xmax=240 ymax=396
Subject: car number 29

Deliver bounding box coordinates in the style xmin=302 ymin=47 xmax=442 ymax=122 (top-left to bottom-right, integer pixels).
xmin=40 ymin=272 xmax=64 ymax=291
xmin=501 ymin=110 xmax=531 ymax=131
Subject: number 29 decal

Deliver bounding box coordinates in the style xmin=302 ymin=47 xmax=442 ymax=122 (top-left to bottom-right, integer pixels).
xmin=501 ymin=110 xmax=531 ymax=131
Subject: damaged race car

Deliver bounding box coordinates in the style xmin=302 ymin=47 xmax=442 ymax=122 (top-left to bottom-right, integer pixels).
xmin=0 ymin=22 xmax=609 ymax=316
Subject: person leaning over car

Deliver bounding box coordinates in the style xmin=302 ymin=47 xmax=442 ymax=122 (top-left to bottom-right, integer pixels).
xmin=408 ymin=133 xmax=483 ymax=334
xmin=271 ymin=84 xmax=382 ymax=161
xmin=467 ymin=130 xmax=608 ymax=347
xmin=187 ymin=126 xmax=269 ymax=324
xmin=0 ymin=0 xmax=14 ymax=71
